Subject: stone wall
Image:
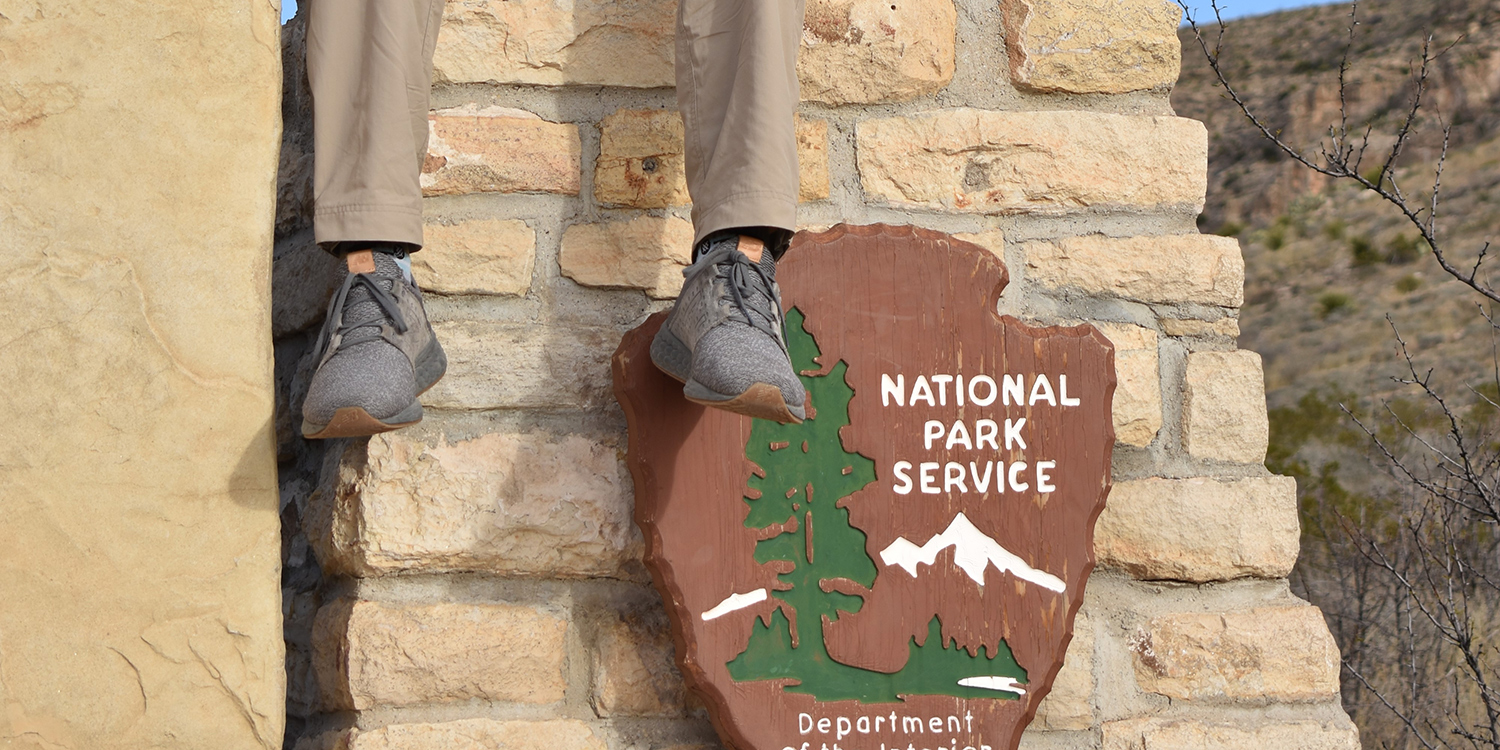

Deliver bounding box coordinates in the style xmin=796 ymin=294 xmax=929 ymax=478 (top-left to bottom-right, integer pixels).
xmin=276 ymin=0 xmax=1361 ymax=747
xmin=2 ymin=2 xmax=285 ymax=749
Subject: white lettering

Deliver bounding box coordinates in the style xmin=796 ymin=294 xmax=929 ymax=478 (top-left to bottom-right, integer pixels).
xmin=969 ymin=461 xmax=994 ymax=493
xmin=1059 ymin=374 xmax=1080 ymax=406
xmin=1029 ymin=373 xmax=1056 ymax=406
xmin=931 ymin=374 xmax=953 ymax=405
xmin=944 ymin=462 xmax=967 ymax=493
xmin=969 ymin=375 xmax=997 ymax=406
xmin=1004 ymin=418 xmax=1027 ymax=450
xmin=817 ymin=717 xmax=831 ymax=733
xmin=836 ymin=717 xmax=852 ymax=740
xmin=924 ymin=420 xmax=945 ymax=450
xmin=881 ymin=373 xmax=905 ymax=407
xmin=1002 ymin=374 xmax=1024 ymax=406
xmin=1037 ymin=461 xmax=1056 ymax=493
xmin=920 ymin=463 xmax=940 ymax=494
xmin=910 ymin=376 xmax=936 ymax=407
xmin=857 ymin=716 xmax=870 ymax=733
xmin=945 ymin=421 xmax=973 ymax=450
xmin=892 ymin=461 xmax=913 ymax=495
xmin=955 ymin=374 xmax=965 ymax=406
xmin=975 ymin=419 xmax=999 ymax=450
xmin=800 ymin=713 xmax=813 ymax=734
xmin=1009 ymin=462 xmax=1029 ymax=492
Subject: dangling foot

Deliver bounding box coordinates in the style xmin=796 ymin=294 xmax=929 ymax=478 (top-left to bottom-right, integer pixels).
xmin=301 ymin=248 xmax=447 ymax=439
xmin=651 ymin=234 xmax=806 ymax=424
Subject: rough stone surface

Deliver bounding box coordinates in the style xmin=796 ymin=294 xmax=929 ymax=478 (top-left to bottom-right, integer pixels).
xmin=1163 ymin=317 xmax=1241 ymax=338
xmin=415 ymin=219 xmax=535 ymax=297
xmin=0 ymin=3 xmax=284 ymax=749
xmin=1031 ymin=614 xmax=1095 ymax=731
xmin=858 ymin=110 xmax=1207 ymax=215
xmin=1132 ymin=606 xmax=1342 ymax=702
xmin=309 ymin=426 xmax=643 ymax=578
xmin=1102 ymin=717 xmax=1363 ymax=750
xmin=273 ymin=228 xmax=343 ymax=338
xmin=560 ymin=216 xmax=695 ymax=299
xmin=799 ymin=0 xmax=957 ymax=104
xmin=1095 ymin=477 xmax=1300 ymax=582
xmin=594 ymin=110 xmax=830 ymax=208
xmin=593 ymin=601 xmax=687 ymax=717
xmin=433 ymin=0 xmax=676 ymax=88
xmin=301 ymin=719 xmax=610 ymax=750
xmin=316 ymin=600 xmax=566 ymax=710
xmin=1094 ymin=322 xmax=1162 ymax=448
xmin=422 ymin=105 xmax=581 ymax=197
xmin=1184 ymin=351 xmax=1270 ymax=464
xmin=1002 ymin=0 xmax=1182 ymax=94
xmin=424 ymin=320 xmax=619 ymax=410
xmin=1025 ymin=234 xmax=1245 ymax=307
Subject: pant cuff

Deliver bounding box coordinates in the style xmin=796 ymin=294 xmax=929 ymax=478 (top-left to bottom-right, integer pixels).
xmin=691 ymin=190 xmax=798 ymax=247
xmin=314 ymin=205 xmax=425 ymax=248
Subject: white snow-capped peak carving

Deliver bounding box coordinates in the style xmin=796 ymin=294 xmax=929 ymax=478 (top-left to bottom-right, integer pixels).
xmin=879 ymin=513 xmax=1066 ymax=593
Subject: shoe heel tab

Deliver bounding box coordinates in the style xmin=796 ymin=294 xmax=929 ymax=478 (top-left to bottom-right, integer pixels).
xmin=346 ymin=250 xmax=376 ymax=274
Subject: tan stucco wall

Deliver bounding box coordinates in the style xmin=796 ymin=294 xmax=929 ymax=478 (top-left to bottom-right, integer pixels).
xmin=0 ymin=2 xmax=284 ymax=749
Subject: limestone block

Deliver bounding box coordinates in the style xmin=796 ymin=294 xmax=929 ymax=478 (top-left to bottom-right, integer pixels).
xmin=415 ymin=219 xmax=535 ymax=297
xmin=1002 ymin=0 xmax=1182 ymax=94
xmin=953 ymin=229 xmax=1008 ymax=262
xmin=799 ymin=0 xmax=957 ymax=104
xmin=797 ymin=117 xmax=832 ymax=201
xmin=594 ymin=109 xmax=830 ymax=208
xmin=560 ymin=216 xmax=695 ymax=299
xmin=1162 ymin=317 xmax=1241 ymax=338
xmin=422 ymin=105 xmax=581 ymax=197
xmin=1102 ymin=717 xmax=1362 ymax=750
xmin=306 ymin=719 xmax=610 ymax=750
xmin=1025 ymin=235 xmax=1244 ymax=307
xmin=1184 ymin=351 xmax=1270 ymax=464
xmin=315 ymin=600 xmax=567 ymax=710
xmin=1 ymin=2 xmax=284 ymax=748
xmin=1095 ymin=477 xmax=1300 ymax=582
xmin=424 ymin=320 xmax=618 ymax=410
xmin=1093 ymin=322 xmax=1162 ymax=448
xmin=433 ymin=0 xmax=675 ymax=87
xmin=1030 ymin=614 xmax=1095 ymax=731
xmin=595 ymin=109 xmax=690 ymax=209
xmin=592 ymin=601 xmax=687 ymax=716
xmin=1132 ymin=606 xmax=1342 ymax=701
xmin=310 ymin=424 xmax=643 ymax=578
xmin=857 ymin=110 xmax=1207 ymax=215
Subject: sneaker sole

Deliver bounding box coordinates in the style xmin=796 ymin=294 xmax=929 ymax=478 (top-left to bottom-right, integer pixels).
xmin=685 ymin=380 xmax=806 ymax=425
xmin=301 ymin=337 xmax=449 ymax=440
xmin=654 ymin=323 xmax=805 ymax=424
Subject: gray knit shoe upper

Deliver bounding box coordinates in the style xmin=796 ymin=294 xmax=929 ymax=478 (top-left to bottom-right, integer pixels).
xmin=301 ymin=251 xmax=447 ymax=438
xmin=651 ymin=236 xmax=806 ymax=423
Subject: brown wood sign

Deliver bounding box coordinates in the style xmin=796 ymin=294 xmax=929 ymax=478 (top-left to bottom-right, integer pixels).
xmin=612 ymin=224 xmax=1115 ymax=750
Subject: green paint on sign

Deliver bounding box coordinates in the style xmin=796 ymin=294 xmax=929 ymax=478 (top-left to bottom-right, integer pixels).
xmin=726 ymin=308 xmax=1028 ymax=703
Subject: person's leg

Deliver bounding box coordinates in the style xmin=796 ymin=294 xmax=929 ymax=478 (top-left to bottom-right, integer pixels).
xmin=301 ymin=0 xmax=448 ymax=439
xmin=307 ymin=0 xmax=446 ymax=249
xmin=676 ymin=0 xmax=806 ymax=257
xmin=652 ymin=0 xmax=808 ymax=424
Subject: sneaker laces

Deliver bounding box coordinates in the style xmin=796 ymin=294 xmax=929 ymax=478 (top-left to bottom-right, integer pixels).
xmin=321 ymin=266 xmax=409 ymax=353
xmin=720 ymin=252 xmax=784 ymax=344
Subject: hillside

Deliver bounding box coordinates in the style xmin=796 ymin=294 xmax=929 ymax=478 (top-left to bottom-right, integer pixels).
xmin=1173 ymin=0 xmax=1500 ymax=409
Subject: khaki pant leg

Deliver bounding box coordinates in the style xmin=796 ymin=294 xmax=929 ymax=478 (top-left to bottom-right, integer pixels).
xmin=307 ymin=0 xmax=446 ymax=248
xmin=676 ymin=0 xmax=806 ymax=247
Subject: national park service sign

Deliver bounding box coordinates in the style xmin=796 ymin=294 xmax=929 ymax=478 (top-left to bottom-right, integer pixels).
xmin=613 ymin=224 xmax=1115 ymax=750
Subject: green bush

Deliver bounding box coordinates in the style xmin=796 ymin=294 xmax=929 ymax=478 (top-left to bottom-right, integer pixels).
xmin=1396 ymin=274 xmax=1421 ymax=293
xmin=1216 ymin=220 xmax=1246 ymax=237
xmin=1319 ymin=291 xmax=1351 ymax=317
xmin=1350 ymin=235 xmax=1379 ymax=266
xmin=1386 ymin=233 xmax=1423 ymax=264
xmin=1323 ymin=219 xmax=1346 ymax=240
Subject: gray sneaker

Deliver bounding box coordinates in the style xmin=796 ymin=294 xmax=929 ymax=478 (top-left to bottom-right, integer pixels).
xmin=301 ymin=249 xmax=447 ymax=439
xmin=651 ymin=235 xmax=806 ymax=424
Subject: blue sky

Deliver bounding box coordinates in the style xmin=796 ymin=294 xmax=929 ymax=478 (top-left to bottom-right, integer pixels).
xmin=280 ymin=0 xmax=1343 ymax=27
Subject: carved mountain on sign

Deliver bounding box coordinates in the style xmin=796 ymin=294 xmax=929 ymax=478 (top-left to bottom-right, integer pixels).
xmin=880 ymin=513 xmax=1067 ymax=592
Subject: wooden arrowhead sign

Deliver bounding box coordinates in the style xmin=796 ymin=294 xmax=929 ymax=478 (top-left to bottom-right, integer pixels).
xmin=612 ymin=224 xmax=1115 ymax=750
